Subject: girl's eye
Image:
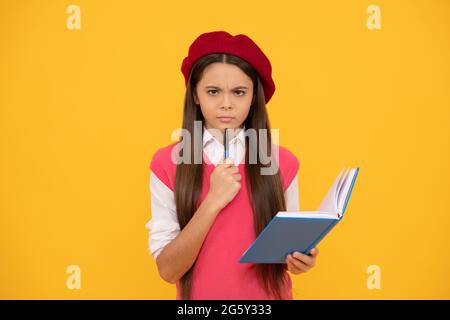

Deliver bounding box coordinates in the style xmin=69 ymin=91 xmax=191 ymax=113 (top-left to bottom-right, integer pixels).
xmin=207 ymin=90 xmax=246 ymax=96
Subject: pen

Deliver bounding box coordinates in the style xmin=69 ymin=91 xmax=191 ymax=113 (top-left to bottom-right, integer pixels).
xmin=224 ymin=128 xmax=229 ymax=161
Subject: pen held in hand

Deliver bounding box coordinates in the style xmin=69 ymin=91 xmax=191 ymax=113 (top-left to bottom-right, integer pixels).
xmin=224 ymin=128 xmax=230 ymax=161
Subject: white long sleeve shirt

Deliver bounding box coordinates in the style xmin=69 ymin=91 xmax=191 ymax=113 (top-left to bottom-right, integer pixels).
xmin=145 ymin=126 xmax=300 ymax=259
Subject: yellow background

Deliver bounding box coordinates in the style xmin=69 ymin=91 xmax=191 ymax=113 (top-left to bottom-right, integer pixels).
xmin=1 ymin=0 xmax=449 ymax=299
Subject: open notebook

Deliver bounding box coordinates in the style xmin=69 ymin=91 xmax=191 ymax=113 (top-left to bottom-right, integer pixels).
xmin=239 ymin=167 xmax=360 ymax=264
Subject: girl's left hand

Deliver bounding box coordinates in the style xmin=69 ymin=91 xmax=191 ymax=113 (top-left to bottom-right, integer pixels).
xmin=285 ymin=247 xmax=319 ymax=275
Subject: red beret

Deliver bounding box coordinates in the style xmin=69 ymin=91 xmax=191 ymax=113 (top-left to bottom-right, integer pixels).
xmin=181 ymin=31 xmax=276 ymax=103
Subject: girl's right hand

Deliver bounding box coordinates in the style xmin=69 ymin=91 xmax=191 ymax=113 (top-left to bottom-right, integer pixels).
xmin=206 ymin=157 xmax=242 ymax=211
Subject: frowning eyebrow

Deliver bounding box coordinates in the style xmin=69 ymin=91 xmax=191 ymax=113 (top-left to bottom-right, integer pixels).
xmin=204 ymin=85 xmax=249 ymax=90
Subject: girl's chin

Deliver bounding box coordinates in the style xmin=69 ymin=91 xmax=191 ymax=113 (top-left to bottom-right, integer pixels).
xmin=214 ymin=123 xmax=235 ymax=129
xmin=216 ymin=119 xmax=234 ymax=125
xmin=207 ymin=122 xmax=243 ymax=131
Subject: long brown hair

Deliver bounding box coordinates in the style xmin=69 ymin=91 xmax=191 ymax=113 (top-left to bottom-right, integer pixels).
xmin=174 ymin=53 xmax=288 ymax=299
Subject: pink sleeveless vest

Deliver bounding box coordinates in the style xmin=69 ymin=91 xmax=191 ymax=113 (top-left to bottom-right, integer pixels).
xmin=150 ymin=142 xmax=299 ymax=299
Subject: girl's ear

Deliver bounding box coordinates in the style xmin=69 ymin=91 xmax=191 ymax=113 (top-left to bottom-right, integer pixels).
xmin=193 ymin=92 xmax=200 ymax=105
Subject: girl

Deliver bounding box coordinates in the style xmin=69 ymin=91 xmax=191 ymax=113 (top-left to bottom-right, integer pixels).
xmin=146 ymin=31 xmax=319 ymax=300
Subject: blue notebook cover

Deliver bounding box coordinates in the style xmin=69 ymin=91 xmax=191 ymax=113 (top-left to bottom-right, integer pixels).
xmin=239 ymin=167 xmax=359 ymax=264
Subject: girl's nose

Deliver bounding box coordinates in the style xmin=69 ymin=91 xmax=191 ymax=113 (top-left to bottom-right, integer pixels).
xmin=221 ymin=93 xmax=233 ymax=109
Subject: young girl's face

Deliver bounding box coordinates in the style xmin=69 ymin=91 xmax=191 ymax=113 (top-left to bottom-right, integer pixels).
xmin=194 ymin=62 xmax=253 ymax=134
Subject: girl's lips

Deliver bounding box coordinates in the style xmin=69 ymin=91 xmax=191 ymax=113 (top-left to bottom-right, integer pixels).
xmin=217 ymin=117 xmax=234 ymax=123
